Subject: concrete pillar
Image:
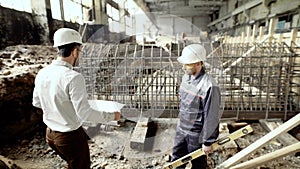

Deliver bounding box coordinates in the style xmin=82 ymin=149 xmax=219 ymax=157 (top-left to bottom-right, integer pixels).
xmin=94 ymin=0 xmax=108 ymax=24
xmin=119 ymin=0 xmax=126 ymax=39
xmin=132 ymin=14 xmax=136 ymax=36
xmin=31 ymin=0 xmax=50 ymax=44
xmin=59 ymin=0 xmax=65 ymax=21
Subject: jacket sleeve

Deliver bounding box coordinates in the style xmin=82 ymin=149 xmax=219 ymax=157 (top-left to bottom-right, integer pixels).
xmin=69 ymin=74 xmax=115 ymax=124
xmin=202 ymin=85 xmax=221 ymax=145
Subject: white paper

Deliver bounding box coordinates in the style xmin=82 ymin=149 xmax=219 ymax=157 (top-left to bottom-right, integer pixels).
xmin=88 ymin=100 xmax=125 ymax=113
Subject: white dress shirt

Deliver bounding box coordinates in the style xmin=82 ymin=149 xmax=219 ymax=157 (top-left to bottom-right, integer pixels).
xmin=32 ymin=60 xmax=114 ymax=132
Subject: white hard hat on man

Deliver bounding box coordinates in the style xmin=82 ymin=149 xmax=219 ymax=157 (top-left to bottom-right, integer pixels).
xmin=177 ymin=44 xmax=206 ymax=64
xmin=53 ymin=28 xmax=82 ymax=47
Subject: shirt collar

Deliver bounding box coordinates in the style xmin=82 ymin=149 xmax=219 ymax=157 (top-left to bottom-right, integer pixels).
xmin=194 ymin=68 xmax=205 ymax=79
xmin=52 ymin=60 xmax=73 ymax=69
xmin=188 ymin=68 xmax=205 ymax=81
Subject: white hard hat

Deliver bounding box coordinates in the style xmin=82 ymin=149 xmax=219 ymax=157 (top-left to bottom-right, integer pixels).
xmin=177 ymin=44 xmax=206 ymax=64
xmin=53 ymin=28 xmax=82 ymax=47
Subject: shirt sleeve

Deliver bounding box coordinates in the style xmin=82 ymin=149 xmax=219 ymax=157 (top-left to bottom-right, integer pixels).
xmin=202 ymin=85 xmax=221 ymax=145
xmin=69 ymin=74 xmax=115 ymax=123
xmin=32 ymin=76 xmax=42 ymax=108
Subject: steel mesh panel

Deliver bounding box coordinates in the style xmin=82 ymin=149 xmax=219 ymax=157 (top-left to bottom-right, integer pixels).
xmin=77 ymin=42 xmax=300 ymax=120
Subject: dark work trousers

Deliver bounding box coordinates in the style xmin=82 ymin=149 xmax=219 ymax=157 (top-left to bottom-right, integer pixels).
xmin=46 ymin=126 xmax=91 ymax=169
xmin=171 ymin=130 xmax=207 ymax=169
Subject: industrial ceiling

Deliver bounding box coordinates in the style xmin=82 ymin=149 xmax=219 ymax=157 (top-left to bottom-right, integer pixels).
xmin=134 ymin=0 xmax=225 ymax=17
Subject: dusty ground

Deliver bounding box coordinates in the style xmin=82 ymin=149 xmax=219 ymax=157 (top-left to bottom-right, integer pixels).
xmin=0 ymin=121 xmax=299 ymax=169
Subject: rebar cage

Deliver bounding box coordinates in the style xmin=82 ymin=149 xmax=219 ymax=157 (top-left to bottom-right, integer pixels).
xmin=222 ymin=42 xmax=300 ymax=120
xmin=77 ymin=42 xmax=300 ymax=120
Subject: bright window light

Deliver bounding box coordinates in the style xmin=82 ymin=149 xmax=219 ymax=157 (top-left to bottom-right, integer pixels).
xmin=0 ymin=0 xmax=31 ymax=13
xmin=63 ymin=0 xmax=83 ymax=24
xmin=50 ymin=0 xmax=61 ymax=20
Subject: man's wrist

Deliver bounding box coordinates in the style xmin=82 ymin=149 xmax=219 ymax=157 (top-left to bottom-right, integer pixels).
xmin=203 ymin=142 xmax=212 ymax=146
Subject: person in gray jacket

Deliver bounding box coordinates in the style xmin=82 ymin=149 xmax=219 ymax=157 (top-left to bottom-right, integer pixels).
xmin=171 ymin=44 xmax=221 ymax=169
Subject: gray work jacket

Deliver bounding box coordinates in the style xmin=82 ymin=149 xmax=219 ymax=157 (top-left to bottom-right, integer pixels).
xmin=177 ymin=70 xmax=221 ymax=145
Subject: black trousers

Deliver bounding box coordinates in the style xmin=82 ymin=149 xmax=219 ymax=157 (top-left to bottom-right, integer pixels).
xmin=171 ymin=130 xmax=207 ymax=169
xmin=46 ymin=126 xmax=91 ymax=169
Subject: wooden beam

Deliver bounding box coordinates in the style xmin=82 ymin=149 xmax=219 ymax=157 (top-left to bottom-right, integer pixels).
xmin=290 ymin=28 xmax=298 ymax=46
xmin=268 ymin=18 xmax=275 ymax=41
xmin=246 ymin=26 xmax=251 ymax=42
xmin=252 ymin=24 xmax=257 ymax=42
xmin=221 ymin=111 xmax=297 ymax=121
xmin=216 ymin=113 xmax=300 ymax=169
xmin=259 ymin=26 xmax=265 ymax=40
xmin=259 ymin=119 xmax=299 ymax=146
xmin=230 ymin=142 xmax=300 ymax=169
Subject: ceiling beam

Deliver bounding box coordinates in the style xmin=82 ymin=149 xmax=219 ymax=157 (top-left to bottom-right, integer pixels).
xmin=149 ymin=6 xmax=219 ymax=12
xmin=189 ymin=0 xmax=226 ymax=6
xmin=144 ymin=0 xmax=182 ymax=2
xmin=150 ymin=1 xmax=186 ymax=8
xmin=156 ymin=9 xmax=213 ymax=16
xmin=208 ymin=0 xmax=263 ymax=27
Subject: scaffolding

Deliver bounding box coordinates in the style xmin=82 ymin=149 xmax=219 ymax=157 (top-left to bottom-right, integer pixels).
xmin=77 ymin=41 xmax=300 ymax=120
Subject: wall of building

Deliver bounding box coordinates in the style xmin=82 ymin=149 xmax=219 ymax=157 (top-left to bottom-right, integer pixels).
xmin=155 ymin=15 xmax=210 ymax=38
xmin=0 ymin=6 xmax=80 ymax=50
xmin=0 ymin=6 xmax=40 ymax=49
xmin=211 ymin=0 xmax=300 ymax=36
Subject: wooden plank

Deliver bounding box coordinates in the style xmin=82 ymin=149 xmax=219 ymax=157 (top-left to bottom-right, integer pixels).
xmin=216 ymin=113 xmax=300 ymax=169
xmin=231 ymin=142 xmax=300 ymax=169
xmin=241 ymin=32 xmax=245 ymax=43
xmin=246 ymin=26 xmax=251 ymax=42
xmin=259 ymin=119 xmax=299 ymax=146
xmin=252 ymin=24 xmax=257 ymax=42
xmin=259 ymin=26 xmax=264 ymax=40
xmin=268 ymin=18 xmax=275 ymax=39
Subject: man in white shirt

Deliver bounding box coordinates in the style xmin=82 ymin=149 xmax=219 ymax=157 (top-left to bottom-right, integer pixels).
xmin=32 ymin=28 xmax=121 ymax=169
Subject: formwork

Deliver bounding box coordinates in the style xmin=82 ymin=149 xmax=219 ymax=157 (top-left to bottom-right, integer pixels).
xmin=77 ymin=42 xmax=300 ymax=120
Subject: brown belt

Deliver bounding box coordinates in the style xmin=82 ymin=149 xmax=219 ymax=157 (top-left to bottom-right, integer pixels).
xmin=47 ymin=126 xmax=82 ymax=134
